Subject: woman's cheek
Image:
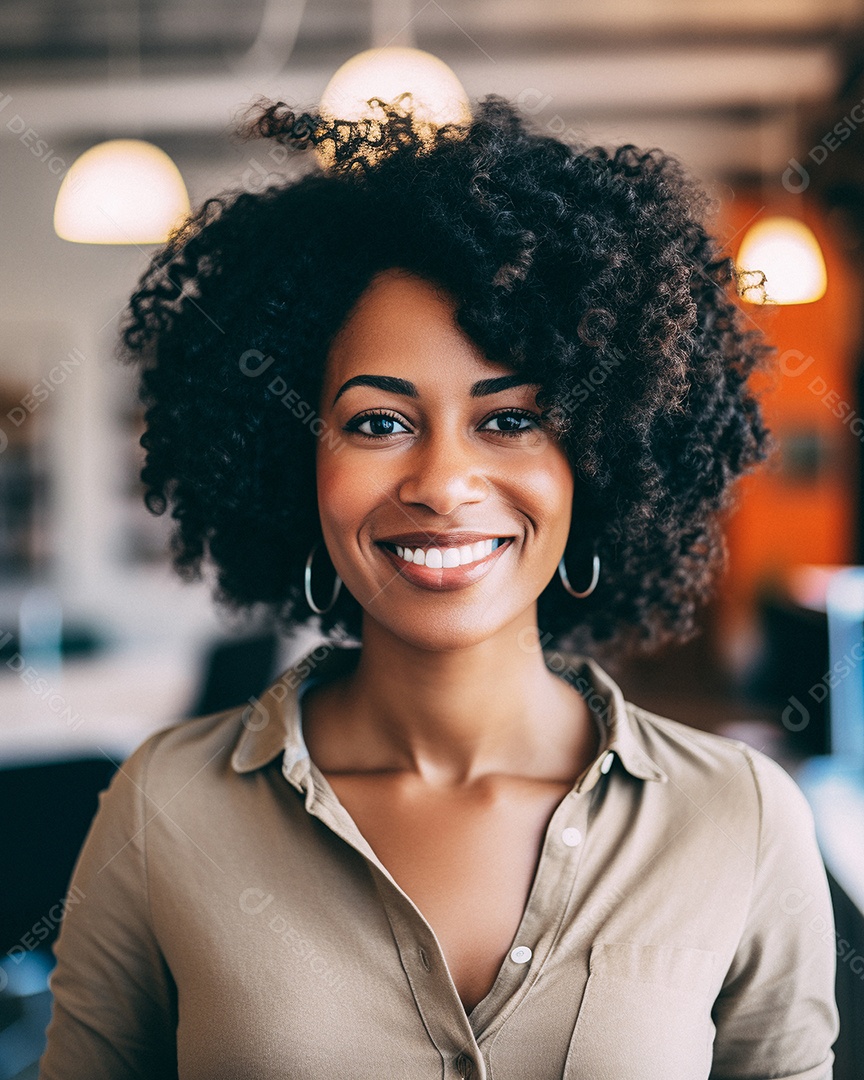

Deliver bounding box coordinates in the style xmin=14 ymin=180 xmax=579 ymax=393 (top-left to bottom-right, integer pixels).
xmin=317 ymin=453 xmax=355 ymax=539
xmin=315 ymin=446 xmax=385 ymax=578
xmin=515 ymin=452 xmax=574 ymax=534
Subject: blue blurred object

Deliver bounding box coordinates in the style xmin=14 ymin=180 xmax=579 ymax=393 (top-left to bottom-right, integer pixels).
xmin=17 ymin=588 xmax=63 ymax=682
xmin=796 ymin=565 xmax=864 ymax=1080
xmin=825 ymin=566 xmax=864 ymax=762
xmin=0 ymin=948 xmax=54 ymax=1079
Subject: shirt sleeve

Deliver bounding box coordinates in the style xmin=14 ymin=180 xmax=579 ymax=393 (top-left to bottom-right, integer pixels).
xmin=709 ymin=747 xmax=840 ymax=1080
xmin=38 ymin=734 xmax=179 ymax=1079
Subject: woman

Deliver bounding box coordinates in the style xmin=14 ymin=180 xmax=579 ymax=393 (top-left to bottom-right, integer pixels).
xmin=39 ymin=96 xmax=839 ymax=1079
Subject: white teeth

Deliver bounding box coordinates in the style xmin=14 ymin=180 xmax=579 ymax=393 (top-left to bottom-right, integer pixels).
xmin=390 ymin=538 xmax=508 ymax=568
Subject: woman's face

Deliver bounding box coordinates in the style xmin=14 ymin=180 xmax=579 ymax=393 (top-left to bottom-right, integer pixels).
xmin=316 ymin=267 xmax=574 ymax=651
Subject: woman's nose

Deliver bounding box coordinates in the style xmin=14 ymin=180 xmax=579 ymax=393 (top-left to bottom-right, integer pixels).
xmin=397 ymin=435 xmax=490 ymax=516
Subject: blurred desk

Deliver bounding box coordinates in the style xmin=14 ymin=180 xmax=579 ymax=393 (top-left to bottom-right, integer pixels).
xmin=0 ymin=642 xmax=202 ymax=767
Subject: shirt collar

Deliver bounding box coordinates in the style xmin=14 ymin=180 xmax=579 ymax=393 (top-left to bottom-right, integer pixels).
xmin=546 ymin=651 xmax=668 ymax=791
xmin=230 ymin=641 xmax=667 ymax=789
xmin=231 ymin=640 xmax=360 ymax=776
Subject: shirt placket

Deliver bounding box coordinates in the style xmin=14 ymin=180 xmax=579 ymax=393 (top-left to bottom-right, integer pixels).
xmin=467 ymin=784 xmax=595 ymax=1043
xmin=284 ymin=754 xmax=485 ymax=1077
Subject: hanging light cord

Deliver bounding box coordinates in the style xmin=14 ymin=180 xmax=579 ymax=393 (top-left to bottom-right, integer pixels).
xmin=229 ymin=0 xmax=309 ymax=77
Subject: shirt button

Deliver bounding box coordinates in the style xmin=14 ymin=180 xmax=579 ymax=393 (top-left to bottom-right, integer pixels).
xmin=455 ymin=1051 xmax=475 ymax=1078
xmin=561 ymin=827 xmax=582 ymax=847
xmin=600 ymin=751 xmax=615 ymax=774
xmin=510 ymin=945 xmax=532 ymax=964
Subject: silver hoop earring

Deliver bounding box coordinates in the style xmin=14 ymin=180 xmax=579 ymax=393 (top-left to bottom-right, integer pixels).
xmin=304 ymin=541 xmax=343 ymax=615
xmin=558 ymin=550 xmax=600 ymax=599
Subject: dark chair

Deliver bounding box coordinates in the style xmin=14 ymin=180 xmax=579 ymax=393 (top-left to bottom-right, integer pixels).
xmin=744 ymin=593 xmax=831 ymax=756
xmin=183 ymin=630 xmax=280 ymax=719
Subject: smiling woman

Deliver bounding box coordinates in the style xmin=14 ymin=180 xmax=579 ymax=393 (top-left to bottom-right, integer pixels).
xmin=37 ymin=96 xmax=839 ymax=1079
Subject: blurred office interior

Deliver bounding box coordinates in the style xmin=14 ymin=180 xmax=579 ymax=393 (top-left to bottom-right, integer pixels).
xmin=1 ymin=0 xmax=864 ymax=1075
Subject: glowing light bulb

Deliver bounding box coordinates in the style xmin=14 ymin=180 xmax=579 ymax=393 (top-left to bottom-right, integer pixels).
xmin=736 ymin=216 xmax=827 ymax=305
xmin=54 ymin=139 xmax=190 ymax=245
xmin=316 ymin=46 xmax=471 ymax=167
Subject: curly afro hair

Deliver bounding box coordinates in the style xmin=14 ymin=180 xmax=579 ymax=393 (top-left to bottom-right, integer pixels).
xmin=115 ymin=93 xmax=773 ymax=659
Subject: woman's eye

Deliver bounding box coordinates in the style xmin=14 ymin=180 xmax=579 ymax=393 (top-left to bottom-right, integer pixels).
xmin=346 ymin=413 xmax=411 ymax=437
xmin=481 ymin=411 xmax=540 ymax=434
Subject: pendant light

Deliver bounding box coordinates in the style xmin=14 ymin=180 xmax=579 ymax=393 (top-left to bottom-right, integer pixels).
xmin=319 ymin=46 xmax=471 ymax=132
xmin=316 ymin=45 xmax=471 ymax=171
xmin=54 ymin=139 xmax=190 ymax=244
xmin=315 ymin=0 xmax=470 ymax=169
xmin=737 ymin=216 xmax=827 ymax=305
xmin=736 ymin=102 xmax=827 ymax=305
xmin=53 ymin=0 xmax=189 ymax=245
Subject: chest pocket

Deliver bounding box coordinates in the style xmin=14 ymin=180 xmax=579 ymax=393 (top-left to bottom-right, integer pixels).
xmin=563 ymin=941 xmax=718 ymax=1080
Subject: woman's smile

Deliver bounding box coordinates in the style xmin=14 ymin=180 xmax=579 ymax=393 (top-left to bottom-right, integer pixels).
xmin=376 ymin=533 xmax=516 ymax=591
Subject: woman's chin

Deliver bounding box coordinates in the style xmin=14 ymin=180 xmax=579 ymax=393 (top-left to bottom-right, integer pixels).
xmin=359 ymin=604 xmax=531 ymax=655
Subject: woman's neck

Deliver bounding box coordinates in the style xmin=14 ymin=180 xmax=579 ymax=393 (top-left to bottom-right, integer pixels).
xmin=303 ymin=609 xmax=597 ymax=789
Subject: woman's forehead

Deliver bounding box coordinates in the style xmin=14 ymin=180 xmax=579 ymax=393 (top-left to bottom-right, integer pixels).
xmin=334 ymin=267 xmax=457 ymax=340
xmin=324 ymin=268 xmax=519 ymax=392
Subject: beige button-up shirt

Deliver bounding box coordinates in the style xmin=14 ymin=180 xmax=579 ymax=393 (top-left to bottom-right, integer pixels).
xmin=39 ymin=641 xmax=839 ymax=1079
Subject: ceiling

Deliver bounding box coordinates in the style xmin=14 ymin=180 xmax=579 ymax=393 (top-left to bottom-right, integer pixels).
xmin=2 ymin=0 xmax=864 ymax=181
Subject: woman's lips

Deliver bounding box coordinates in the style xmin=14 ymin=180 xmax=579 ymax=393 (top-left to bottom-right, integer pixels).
xmin=376 ymin=537 xmax=514 ymax=591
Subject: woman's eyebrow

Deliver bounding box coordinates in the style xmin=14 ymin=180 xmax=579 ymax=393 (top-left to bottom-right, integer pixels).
xmin=332 ymin=372 xmax=536 ymax=406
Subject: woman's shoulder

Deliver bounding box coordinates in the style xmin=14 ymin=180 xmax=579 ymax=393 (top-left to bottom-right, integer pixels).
xmin=624 ymin=700 xmax=817 ymax=836
xmin=114 ymin=702 xmax=253 ymax=800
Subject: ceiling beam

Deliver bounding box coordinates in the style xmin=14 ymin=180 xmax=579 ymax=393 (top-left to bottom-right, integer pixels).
xmin=0 ymin=44 xmax=839 ymax=145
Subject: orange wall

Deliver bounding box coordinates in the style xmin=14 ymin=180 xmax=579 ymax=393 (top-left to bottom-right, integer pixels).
xmin=711 ymin=192 xmax=860 ymax=651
